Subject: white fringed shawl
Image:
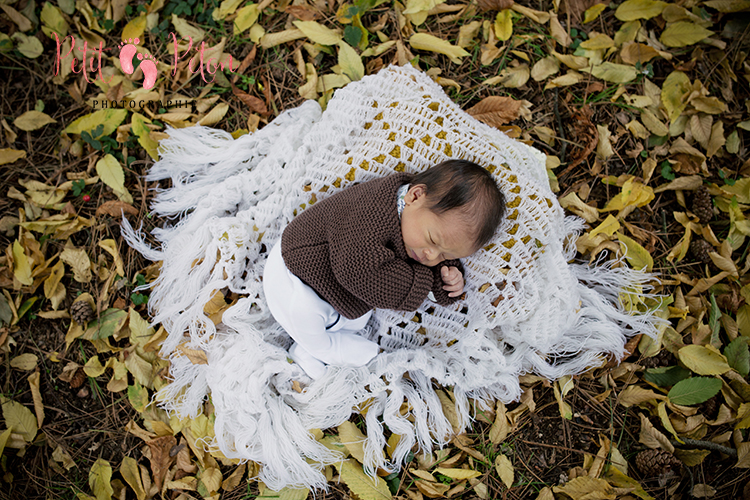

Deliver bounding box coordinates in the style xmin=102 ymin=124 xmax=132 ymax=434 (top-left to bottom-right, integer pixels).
xmin=123 ymin=64 xmax=661 ymax=490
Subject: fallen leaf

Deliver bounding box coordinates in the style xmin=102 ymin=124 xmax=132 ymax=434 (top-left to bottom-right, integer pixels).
xmin=11 ymin=33 xmax=43 ymax=58
xmin=11 ymin=353 xmax=38 ymax=371
xmin=466 ymin=96 xmax=531 ymax=128
xmin=660 ymin=22 xmax=714 ymax=47
xmin=409 ymin=33 xmax=470 ymax=64
xmin=147 ymin=435 xmax=177 ymax=490
xmin=293 ymin=20 xmax=342 ymax=45
xmin=553 ymin=476 xmax=616 ymax=499
xmin=60 ymin=246 xmax=92 ymax=283
xmin=678 ymin=344 xmax=732 ymax=375
xmin=615 ymin=0 xmax=667 ymax=21
xmin=14 ymin=111 xmax=57 ymax=131
xmin=28 ymin=372 xmax=44 ymax=428
xmin=338 ymin=41 xmax=365 ymax=81
xmin=89 ymin=458 xmax=114 ymax=500
xmin=120 ymin=456 xmax=147 ymax=500
xmin=0 ymin=148 xmax=26 ymax=165
xmin=494 ymin=455 xmax=514 ymax=487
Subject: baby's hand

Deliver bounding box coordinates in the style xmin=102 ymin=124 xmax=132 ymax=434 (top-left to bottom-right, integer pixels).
xmin=441 ymin=266 xmax=464 ymax=298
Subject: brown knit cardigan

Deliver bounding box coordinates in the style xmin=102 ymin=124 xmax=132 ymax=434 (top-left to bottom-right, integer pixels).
xmin=280 ymin=173 xmax=463 ymax=319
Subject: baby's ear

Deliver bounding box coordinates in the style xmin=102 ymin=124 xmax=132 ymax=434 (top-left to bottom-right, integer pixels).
xmin=408 ymin=184 xmax=428 ymax=200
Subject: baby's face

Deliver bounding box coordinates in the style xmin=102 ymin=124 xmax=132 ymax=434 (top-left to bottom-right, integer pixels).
xmin=400 ymin=184 xmax=477 ymax=267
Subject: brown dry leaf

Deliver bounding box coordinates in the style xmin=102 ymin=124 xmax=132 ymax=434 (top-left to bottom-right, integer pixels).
xmin=620 ymin=41 xmax=660 ymax=65
xmin=416 ymin=479 xmax=451 ymax=498
xmin=96 ymin=200 xmax=139 ymax=217
xmin=146 ymin=435 xmax=177 ymax=490
xmin=285 ymin=5 xmax=321 ymax=20
xmin=176 ymin=343 xmax=208 ymax=365
xmin=28 ymin=372 xmax=44 ymax=428
xmin=466 ymin=96 xmax=531 ymax=128
xmin=565 ymin=106 xmax=599 ymax=168
xmin=475 ymin=0 xmax=514 ymax=12
xmin=489 ymin=401 xmax=511 ymax=443
xmin=231 ymin=82 xmax=269 ymax=115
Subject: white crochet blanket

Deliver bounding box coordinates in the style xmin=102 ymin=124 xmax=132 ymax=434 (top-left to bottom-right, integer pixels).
xmin=124 ymin=65 xmax=660 ymax=490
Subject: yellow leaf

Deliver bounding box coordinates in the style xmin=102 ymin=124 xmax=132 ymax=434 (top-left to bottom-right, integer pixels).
xmin=336 ymin=459 xmax=392 ymax=500
xmin=657 ymin=401 xmax=683 ymax=442
xmin=549 ymin=13 xmax=572 ymax=47
xmin=317 ymin=73 xmax=351 ymax=93
xmin=544 ymin=71 xmax=584 ymax=90
xmin=409 ymin=33 xmax=469 ymax=64
xmin=89 ymin=458 xmax=114 ymax=500
xmin=99 ymin=239 xmax=125 ymax=277
xmin=293 ymin=20 xmax=342 ymax=45
xmin=489 ymin=401 xmax=510 ymax=444
xmin=640 ymin=108 xmax=669 ymax=136
xmin=233 ymin=4 xmax=259 ymax=34
xmin=602 ymin=178 xmax=655 ymax=212
xmin=660 ymin=22 xmax=714 ymax=48
xmin=614 ymin=20 xmax=641 ymax=47
xmin=131 ymin=113 xmax=159 ymax=160
xmin=338 ymin=41 xmax=364 ymax=81
xmin=338 ymin=421 xmax=369 ymax=464
xmin=580 ymin=33 xmax=614 ymax=50
xmin=531 ymin=56 xmax=559 ymax=81
xmin=560 ymin=193 xmax=599 ymax=223
xmin=1 ymin=397 xmax=38 ymax=442
xmin=212 ymin=0 xmax=243 ymax=20
xmin=64 ymin=109 xmax=128 ymax=136
xmin=678 ymin=345 xmax=732 ymax=375
xmin=44 ymin=261 xmax=65 ymax=300
xmin=172 ymin=15 xmax=205 ymax=44
xmin=122 ymin=15 xmax=147 ymax=42
xmin=96 ymin=154 xmax=133 ymax=204
xmin=198 ymin=103 xmax=229 ymax=127
xmin=457 ymin=20 xmax=481 ymax=48
xmin=200 ymin=467 xmax=223 ymax=494
xmin=12 ymin=240 xmax=33 ymax=286
xmin=704 ymin=0 xmax=750 ymax=12
xmin=552 ymin=51 xmax=588 ymax=70
xmin=14 ymin=110 xmax=57 ymax=131
xmin=485 ymin=64 xmax=530 ymax=89
xmin=494 ymin=10 xmax=513 ymax=41
xmin=52 ymin=444 xmax=77 ymax=470
xmin=618 ymin=233 xmax=653 ymax=271
xmin=84 ymin=356 xmax=106 ymax=377
xmin=0 ymin=428 xmax=11 ymax=456
xmin=0 ymin=148 xmax=26 ymax=165
xmin=597 ymin=124 xmax=614 ymax=160
xmin=11 ymin=33 xmax=43 ymax=58
xmin=591 ymin=214 xmax=621 ymax=237
xmin=493 ymin=455 xmax=514 ymax=488
xmin=28 ymin=372 xmax=44 ymax=428
xmin=584 ymin=3 xmax=607 ymax=23
xmin=41 ymin=3 xmax=69 ymax=38
xmin=585 ymin=62 xmax=637 ymax=83
xmin=435 ymin=467 xmax=481 ymax=480
xmin=261 ymin=28 xmax=305 ymax=48
xmin=691 ymin=96 xmax=727 ymax=115
xmin=60 ymin=246 xmax=92 ymax=283
xmin=615 ymin=0 xmax=668 ymax=21
xmin=553 ymin=476 xmax=616 ymax=499
xmin=121 ymin=456 xmax=147 ymax=500
xmin=11 ymin=353 xmax=38 ymax=371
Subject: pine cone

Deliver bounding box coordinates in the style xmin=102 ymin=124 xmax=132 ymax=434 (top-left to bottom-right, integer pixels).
xmin=640 ymin=349 xmax=674 ymax=368
xmin=692 ymin=186 xmax=713 ymax=224
xmin=700 ymin=394 xmax=721 ymax=420
xmin=635 ymin=449 xmax=681 ymax=477
xmin=70 ymin=300 xmax=95 ymax=325
xmin=690 ymin=239 xmax=713 ymax=264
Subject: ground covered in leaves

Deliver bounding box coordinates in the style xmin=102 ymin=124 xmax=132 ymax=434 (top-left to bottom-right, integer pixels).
xmin=2 ymin=0 xmax=750 ymax=498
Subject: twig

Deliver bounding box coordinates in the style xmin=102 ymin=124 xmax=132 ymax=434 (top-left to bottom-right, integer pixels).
xmin=553 ymin=88 xmax=566 ymax=164
xmin=671 ymin=438 xmax=738 ymax=457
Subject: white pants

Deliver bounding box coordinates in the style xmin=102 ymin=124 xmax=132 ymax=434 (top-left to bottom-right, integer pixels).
xmin=263 ymin=240 xmax=379 ymax=378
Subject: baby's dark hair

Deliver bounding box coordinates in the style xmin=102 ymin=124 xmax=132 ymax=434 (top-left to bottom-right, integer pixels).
xmin=409 ymin=159 xmax=505 ymax=250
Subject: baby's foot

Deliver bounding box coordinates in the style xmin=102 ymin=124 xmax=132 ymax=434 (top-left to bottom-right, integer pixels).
xmin=137 ymin=53 xmax=158 ymax=90
xmin=118 ymin=38 xmax=140 ymax=75
xmin=289 ymin=343 xmax=326 ymax=380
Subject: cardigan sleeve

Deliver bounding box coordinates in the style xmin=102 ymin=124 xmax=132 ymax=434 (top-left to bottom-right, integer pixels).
xmin=429 ymin=259 xmax=465 ymax=306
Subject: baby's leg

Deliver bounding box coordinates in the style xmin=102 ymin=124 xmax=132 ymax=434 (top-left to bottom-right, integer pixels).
xmin=263 ymin=242 xmax=379 ymax=378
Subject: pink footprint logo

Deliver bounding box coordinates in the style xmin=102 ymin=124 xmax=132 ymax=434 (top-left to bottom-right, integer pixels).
xmin=118 ymin=37 xmax=158 ymax=90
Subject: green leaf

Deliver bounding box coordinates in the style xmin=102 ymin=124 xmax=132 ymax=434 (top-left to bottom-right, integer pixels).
xmin=643 ymin=365 xmax=691 ymax=387
xmin=84 ymin=308 xmax=129 ymax=341
xmin=127 ymin=381 xmax=149 ymax=412
xmin=668 ymin=377 xmax=722 ymax=405
xmin=724 ymin=338 xmax=750 ymax=378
